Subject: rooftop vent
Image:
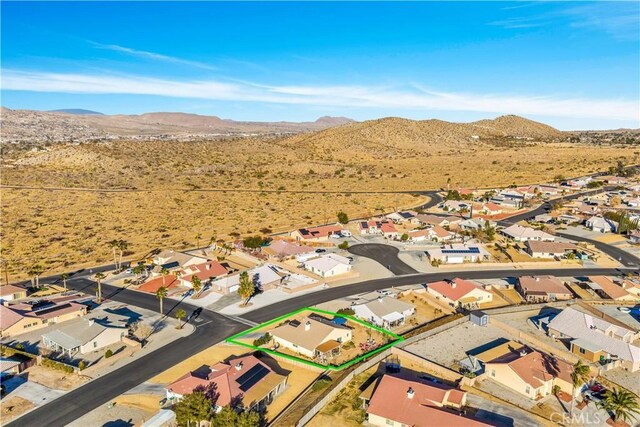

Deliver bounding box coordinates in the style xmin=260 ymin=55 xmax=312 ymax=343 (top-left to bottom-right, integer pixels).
xmin=305 ymin=321 xmax=311 ymax=331
xmin=235 ymin=362 xmax=244 ymax=371
xmin=407 ymin=387 xmax=415 ymax=399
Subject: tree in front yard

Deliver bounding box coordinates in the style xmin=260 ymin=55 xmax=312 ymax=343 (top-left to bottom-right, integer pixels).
xmin=156 ymin=286 xmax=168 ymax=314
xmin=211 ymin=407 xmax=262 ymax=427
xmin=174 ymin=389 xmax=214 ymax=427
xmin=191 ymin=276 xmax=203 ymax=295
xmin=94 ymin=272 xmax=106 ymax=302
xmin=238 ymin=271 xmax=255 ymax=306
xmin=569 ymin=360 xmax=591 ymax=416
xmin=338 ymin=241 xmax=349 ymax=250
xmin=597 ymin=387 xmax=640 ymax=424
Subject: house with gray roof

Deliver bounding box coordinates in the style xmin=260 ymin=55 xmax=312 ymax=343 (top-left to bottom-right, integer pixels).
xmin=42 ymin=318 xmax=127 ymax=356
xmin=352 ymin=296 xmax=415 ymax=329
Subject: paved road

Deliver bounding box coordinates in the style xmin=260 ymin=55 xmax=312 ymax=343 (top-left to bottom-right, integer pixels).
xmin=7 ymin=276 xmax=247 ymax=427
xmin=348 ymin=244 xmax=418 ymax=275
xmin=241 ymin=266 xmax=631 ymax=324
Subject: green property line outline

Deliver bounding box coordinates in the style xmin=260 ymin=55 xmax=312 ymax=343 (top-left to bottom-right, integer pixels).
xmin=226 ymin=307 xmax=404 ymax=371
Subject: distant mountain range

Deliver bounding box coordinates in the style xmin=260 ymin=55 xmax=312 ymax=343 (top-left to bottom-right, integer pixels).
xmin=48 ymin=109 xmax=104 ymax=115
xmin=0 ymin=107 xmax=354 ymax=143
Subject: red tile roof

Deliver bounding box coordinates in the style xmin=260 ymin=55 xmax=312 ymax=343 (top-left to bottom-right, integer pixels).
xmin=139 ymin=275 xmax=178 ymax=293
xmin=428 ymin=278 xmax=483 ymax=302
xmin=367 ymin=375 xmax=489 ymax=427
xmin=179 ymin=261 xmax=228 ymax=284
xmin=167 ymin=355 xmax=277 ymax=407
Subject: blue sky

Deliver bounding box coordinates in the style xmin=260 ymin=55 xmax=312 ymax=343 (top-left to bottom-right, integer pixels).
xmin=2 ymin=1 xmax=639 ymax=129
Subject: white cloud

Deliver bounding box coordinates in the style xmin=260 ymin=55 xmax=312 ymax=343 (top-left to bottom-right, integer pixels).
xmin=3 ymin=69 xmax=638 ymax=122
xmin=89 ymin=42 xmax=218 ymax=71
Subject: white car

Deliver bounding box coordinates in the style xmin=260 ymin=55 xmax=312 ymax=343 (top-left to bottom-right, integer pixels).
xmin=618 ymin=307 xmax=631 ymax=313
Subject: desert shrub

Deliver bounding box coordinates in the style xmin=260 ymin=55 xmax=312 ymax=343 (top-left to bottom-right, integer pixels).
xmin=105 ymin=349 xmax=113 ymax=358
xmin=252 ymin=333 xmax=272 ymax=347
xmin=338 ymin=241 xmax=349 ymax=250
xmin=337 ymin=308 xmax=355 ymax=316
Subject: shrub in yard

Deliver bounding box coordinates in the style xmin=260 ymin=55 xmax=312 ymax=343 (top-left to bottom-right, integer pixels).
xmin=78 ymin=361 xmax=86 ymax=371
xmin=338 ymin=241 xmax=349 ymax=250
xmin=15 ymin=343 xmax=24 ymax=351
xmin=105 ymin=349 xmax=113 ymax=359
xmin=312 ymin=377 xmax=332 ymax=391
xmin=336 ymin=307 xmax=355 ymax=316
xmin=252 ymin=333 xmax=272 ymax=347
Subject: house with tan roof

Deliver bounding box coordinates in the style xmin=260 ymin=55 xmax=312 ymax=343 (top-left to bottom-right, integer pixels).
xmin=484 ymin=346 xmax=574 ymax=399
xmin=411 ymin=214 xmax=462 ymax=228
xmin=0 ymin=285 xmax=27 ymax=301
xmin=210 ymin=264 xmax=282 ymax=295
xmin=1 ymin=299 xmax=88 ymax=338
xmin=151 ymin=249 xmax=208 ymax=271
xmin=480 ymin=202 xmax=503 ymax=215
xmin=262 ymin=240 xmax=314 ymax=259
xmin=385 ymin=211 xmax=417 ymax=223
xmin=586 ymin=276 xmax=637 ymax=302
xmin=524 ymin=241 xmax=578 ymax=259
xmin=352 ymin=296 xmax=415 ymax=329
xmin=516 ymin=276 xmax=572 ymax=302
xmin=358 ymin=220 xmax=398 ymax=239
xmin=290 ymin=225 xmax=343 ymax=242
xmin=166 ymin=354 xmax=288 ymax=412
xmin=426 ymin=278 xmax=493 ymax=308
xmin=42 ymin=318 xmax=127 ymax=356
xmin=360 ymin=374 xmax=490 ymax=427
xmin=270 ymin=316 xmax=352 ymax=359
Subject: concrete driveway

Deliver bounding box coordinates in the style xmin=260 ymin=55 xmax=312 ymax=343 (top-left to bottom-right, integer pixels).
xmin=467 ymin=394 xmax=541 ymax=427
xmin=3 ymin=376 xmax=65 ymax=405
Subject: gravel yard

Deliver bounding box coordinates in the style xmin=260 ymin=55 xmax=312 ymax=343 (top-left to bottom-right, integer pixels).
xmin=403 ymin=320 xmax=513 ymax=370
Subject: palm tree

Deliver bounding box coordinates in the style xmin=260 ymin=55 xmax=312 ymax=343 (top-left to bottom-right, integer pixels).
xmin=156 ymin=286 xmax=168 ymax=314
xmin=570 ymin=360 xmax=591 ymax=416
xmin=160 ymin=267 xmax=170 ymax=285
xmin=191 ymin=276 xmax=202 ymax=295
xmin=174 ymin=270 xmax=182 ymax=284
xmin=117 ymin=240 xmax=129 ymax=270
xmin=175 ymin=308 xmax=187 ymax=328
xmin=597 ymin=387 xmax=640 ymax=424
xmin=108 ymin=240 xmax=120 ymax=268
xmin=28 ymin=264 xmax=44 ymax=289
xmin=60 ymin=273 xmax=70 ymax=291
xmin=94 ymin=272 xmax=106 ymax=302
xmin=132 ymin=265 xmax=144 ymax=281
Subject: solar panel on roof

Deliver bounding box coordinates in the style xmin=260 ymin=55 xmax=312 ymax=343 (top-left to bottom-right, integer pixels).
xmin=441 ymin=247 xmax=480 ymax=254
xmin=236 ymin=364 xmax=269 ymax=392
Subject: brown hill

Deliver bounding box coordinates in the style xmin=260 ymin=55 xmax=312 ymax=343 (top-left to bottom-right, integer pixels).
xmin=280 ymin=115 xmax=563 ymax=154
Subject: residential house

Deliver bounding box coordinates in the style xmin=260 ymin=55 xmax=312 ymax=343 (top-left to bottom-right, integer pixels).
xmin=385 ymin=211 xmax=417 ymax=223
xmin=585 ymin=216 xmax=616 ymax=233
xmin=411 ymin=214 xmax=462 ymax=228
xmin=176 ymin=261 xmax=228 ymax=288
xmin=500 ymin=224 xmax=555 ymax=242
xmin=210 ymin=264 xmax=282 ymax=295
xmin=358 ymin=220 xmax=399 ymax=239
xmin=427 ymin=278 xmax=493 ymax=308
xmin=465 ymin=340 xmax=527 ymax=374
xmin=0 ymin=285 xmax=27 ymax=301
xmin=547 ymin=307 xmax=640 ymax=372
xmin=408 ymin=225 xmax=453 ymax=243
xmin=138 ymin=275 xmax=179 ymax=293
xmin=516 ymin=276 xmax=572 ymax=302
xmin=459 ymin=218 xmax=496 ymax=231
xmin=534 ymin=214 xmax=554 ymax=223
xmin=575 ymin=202 xmax=600 ymax=216
xmin=620 ymin=280 xmax=640 ymax=297
xmin=352 ymin=296 xmax=415 ymax=329
xmin=360 ymin=374 xmax=489 ymax=427
xmin=262 ymin=240 xmax=314 ymax=259
xmin=41 ymin=318 xmax=127 ymax=356
xmin=151 ymin=249 xmax=207 ymax=271
xmin=484 ymin=347 xmax=574 ymax=399
xmin=0 ymin=299 xmax=88 ymax=338
xmin=491 ymin=190 xmax=527 ymax=208
xmin=523 ymin=241 xmax=577 ymax=259
xmin=586 ymin=276 xmax=637 ymax=302
xmin=303 ymin=254 xmax=352 ymax=278
xmin=166 ymin=354 xmax=288 ymax=412
xmin=480 ymin=202 xmax=503 ymax=216
xmin=558 ymin=214 xmax=580 ymax=224
xmin=425 ymin=244 xmax=490 ymax=264
xmin=441 ymin=200 xmax=471 ymax=213
xmin=290 ymin=225 xmax=343 ymax=242
xmin=270 ymin=316 xmax=352 ymax=359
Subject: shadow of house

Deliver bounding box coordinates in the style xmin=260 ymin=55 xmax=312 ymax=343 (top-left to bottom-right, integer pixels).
xmin=103 ymin=307 xmax=143 ymax=325
xmin=250 ymin=351 xmax=292 ymax=378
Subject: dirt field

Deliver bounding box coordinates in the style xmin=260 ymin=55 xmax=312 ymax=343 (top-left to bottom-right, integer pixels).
xmin=23 ymin=365 xmax=88 ymax=391
xmin=1 ymin=137 xmax=634 ymax=282
xmin=0 ymin=396 xmax=35 ymax=424
xmin=0 ymin=189 xmax=421 ymax=281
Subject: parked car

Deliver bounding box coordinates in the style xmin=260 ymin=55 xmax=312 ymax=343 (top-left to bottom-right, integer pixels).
xmin=584 ymin=390 xmax=604 ymax=402
xmin=315 ymin=248 xmax=327 ymax=253
xmin=329 ymin=234 xmax=342 ymax=239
